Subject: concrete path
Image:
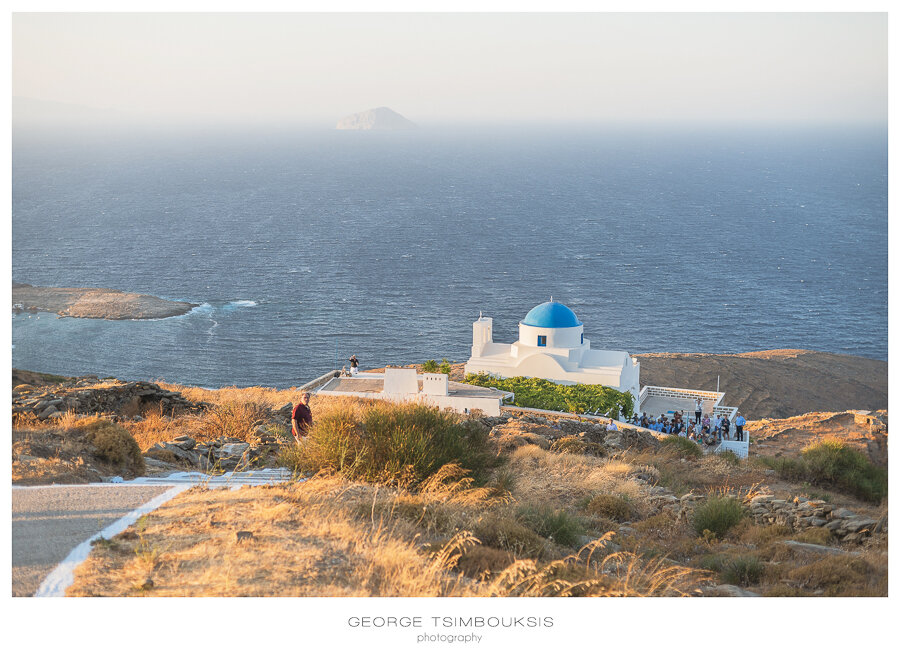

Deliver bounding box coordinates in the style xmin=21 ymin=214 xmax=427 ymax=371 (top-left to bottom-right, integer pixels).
xmin=12 ymin=469 xmax=295 ymax=597
xmin=12 ymin=484 xmax=171 ymax=597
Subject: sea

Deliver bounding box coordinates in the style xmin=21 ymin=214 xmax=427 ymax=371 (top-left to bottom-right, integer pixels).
xmin=11 ymin=124 xmax=888 ymax=388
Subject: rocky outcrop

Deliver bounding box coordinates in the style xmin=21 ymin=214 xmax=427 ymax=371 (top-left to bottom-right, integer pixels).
xmin=744 ymin=494 xmax=885 ymax=544
xmin=12 ymin=378 xmax=204 ymax=421
xmin=335 ymin=107 xmax=416 ymax=130
xmin=483 ymin=414 xmax=660 ymax=455
xmin=750 ymin=410 xmax=888 ymax=466
xmin=12 ymin=282 xmax=197 ymax=319
xmin=145 ymin=429 xmax=284 ymax=472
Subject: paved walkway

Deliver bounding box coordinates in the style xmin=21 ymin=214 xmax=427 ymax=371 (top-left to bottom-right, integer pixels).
xmin=12 ymin=469 xmax=294 ymax=597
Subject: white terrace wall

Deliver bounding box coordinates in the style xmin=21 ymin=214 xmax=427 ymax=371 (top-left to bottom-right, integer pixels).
xmin=639 ymin=385 xmax=725 ymax=405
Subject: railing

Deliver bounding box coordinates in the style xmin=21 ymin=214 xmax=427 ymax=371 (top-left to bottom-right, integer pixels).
xmin=639 ymin=385 xmax=749 ymax=458
xmin=640 ymin=385 xmax=725 ymax=403
xmin=300 ymin=370 xmax=340 ymax=393
xmin=711 ymin=404 xmax=748 ymax=458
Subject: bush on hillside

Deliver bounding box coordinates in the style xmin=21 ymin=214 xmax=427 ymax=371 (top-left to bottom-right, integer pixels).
xmin=701 ymin=553 xmax=763 ymax=587
xmin=660 ymin=436 xmax=702 ymax=459
xmin=585 ymin=494 xmax=633 ymax=521
xmin=464 ymin=373 xmax=633 ymax=417
xmin=75 ymin=417 xmax=145 ymax=475
xmin=287 ymin=401 xmax=493 ymax=488
xmin=517 ymin=505 xmax=586 ymax=548
xmin=762 ymin=439 xmax=887 ymax=503
xmin=692 ymin=496 xmax=744 ymax=538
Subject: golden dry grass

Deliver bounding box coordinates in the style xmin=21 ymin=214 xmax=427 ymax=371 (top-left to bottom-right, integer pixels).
xmin=506 ymin=445 xmax=649 ymax=512
xmin=155 ymin=381 xmax=316 ymax=410
xmin=67 ymin=474 xmax=708 ymax=597
xmin=13 ymin=415 xmax=145 ymax=483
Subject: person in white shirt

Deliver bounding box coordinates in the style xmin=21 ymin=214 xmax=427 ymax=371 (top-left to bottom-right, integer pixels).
xmin=694 ymin=398 xmax=703 ymax=425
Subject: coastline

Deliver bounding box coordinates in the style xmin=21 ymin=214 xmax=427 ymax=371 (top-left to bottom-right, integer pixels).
xmin=12 ymin=282 xmax=198 ymax=320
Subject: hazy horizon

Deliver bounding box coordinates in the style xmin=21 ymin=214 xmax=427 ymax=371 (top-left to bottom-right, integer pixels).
xmin=12 ymin=13 xmax=887 ymax=128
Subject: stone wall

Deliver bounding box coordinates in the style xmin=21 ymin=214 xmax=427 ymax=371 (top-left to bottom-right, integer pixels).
xmin=745 ymin=494 xmax=885 ymax=544
xmin=12 ymin=377 xmax=204 ymax=421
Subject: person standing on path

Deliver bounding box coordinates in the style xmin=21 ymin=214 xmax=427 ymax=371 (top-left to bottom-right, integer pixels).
xmin=734 ymin=412 xmax=746 ymax=441
xmin=292 ymin=392 xmax=313 ymax=443
xmin=695 ymin=397 xmax=703 ymax=425
xmin=349 ymin=355 xmax=360 ymax=376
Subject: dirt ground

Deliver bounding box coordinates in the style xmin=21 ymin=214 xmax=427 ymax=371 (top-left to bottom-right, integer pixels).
xmin=635 ymin=349 xmax=887 ymax=420
xmin=749 ymin=410 xmax=888 ymax=466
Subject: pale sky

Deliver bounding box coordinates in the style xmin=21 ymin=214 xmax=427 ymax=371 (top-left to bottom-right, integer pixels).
xmin=11 ymin=12 xmax=888 ymax=126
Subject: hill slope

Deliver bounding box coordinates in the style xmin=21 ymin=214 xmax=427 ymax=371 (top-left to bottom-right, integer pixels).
xmin=635 ymin=349 xmax=887 ymax=420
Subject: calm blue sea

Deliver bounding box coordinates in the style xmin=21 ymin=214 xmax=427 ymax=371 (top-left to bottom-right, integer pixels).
xmin=11 ymin=125 xmax=888 ymax=388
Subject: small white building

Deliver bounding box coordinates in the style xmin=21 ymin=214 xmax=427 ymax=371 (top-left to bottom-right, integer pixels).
xmin=464 ymin=300 xmax=642 ymax=409
xmin=315 ymin=369 xmax=513 ymax=416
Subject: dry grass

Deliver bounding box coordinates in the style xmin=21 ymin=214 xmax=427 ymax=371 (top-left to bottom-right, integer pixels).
xmin=155 ymin=381 xmax=311 ymax=410
xmin=506 ymin=445 xmax=649 ymax=512
xmin=13 ymin=415 xmax=145 ymax=483
xmin=67 ymin=475 xmax=708 ymax=597
xmin=18 ymin=381 xmax=886 ymax=597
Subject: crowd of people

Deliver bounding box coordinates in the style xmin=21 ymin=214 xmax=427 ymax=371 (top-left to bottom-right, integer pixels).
xmin=625 ymin=406 xmax=746 ymax=446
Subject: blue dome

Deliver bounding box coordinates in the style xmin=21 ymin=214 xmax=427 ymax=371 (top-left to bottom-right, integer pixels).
xmin=521 ymin=301 xmax=582 ymax=328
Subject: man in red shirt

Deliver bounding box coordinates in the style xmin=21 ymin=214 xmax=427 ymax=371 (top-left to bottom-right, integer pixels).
xmin=292 ymin=392 xmax=313 ymax=443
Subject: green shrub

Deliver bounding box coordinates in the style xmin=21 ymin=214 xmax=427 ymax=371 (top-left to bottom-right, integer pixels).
xmin=721 ymin=555 xmax=763 ymax=586
xmin=701 ymin=553 xmax=763 ymax=586
xmin=288 ymin=401 xmax=493 ymax=488
xmin=76 ymin=417 xmax=145 ymax=475
xmin=439 ymin=358 xmax=453 ymax=375
xmin=692 ymin=496 xmax=744 ymax=538
xmin=717 ymin=450 xmax=741 ymax=466
xmin=422 ymin=360 xmax=439 ymax=373
xmin=517 ymin=505 xmax=585 ymax=548
xmin=761 ymin=455 xmax=806 ymax=481
xmin=473 ymin=515 xmax=547 ymax=558
xmin=491 ymin=467 xmax=517 ymax=495
xmin=762 ymin=440 xmax=887 ymax=503
xmin=661 ymin=436 xmax=702 ymax=459
xmin=549 ymin=436 xmax=607 ymax=457
xmin=801 ymin=440 xmax=887 ymax=503
xmin=586 ymin=494 xmax=632 ymax=521
xmin=464 ymin=373 xmax=633 ymax=417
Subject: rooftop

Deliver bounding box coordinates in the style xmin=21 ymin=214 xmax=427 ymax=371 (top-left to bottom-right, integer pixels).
xmin=521 ymin=301 xmax=582 ymax=329
xmin=318 ymin=375 xmax=512 ymax=400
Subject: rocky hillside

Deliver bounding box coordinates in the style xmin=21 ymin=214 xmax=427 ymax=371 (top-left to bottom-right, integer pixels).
xmin=636 ymin=349 xmax=887 ymax=419
xmin=750 ymin=410 xmax=888 ymax=467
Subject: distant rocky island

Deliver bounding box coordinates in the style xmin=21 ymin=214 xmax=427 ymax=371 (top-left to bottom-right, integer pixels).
xmin=335 ymin=107 xmax=416 ymax=130
xmin=12 ymin=283 xmax=197 ymax=320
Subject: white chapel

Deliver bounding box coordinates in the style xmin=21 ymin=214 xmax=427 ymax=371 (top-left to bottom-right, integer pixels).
xmin=464 ymin=300 xmax=641 ymax=406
